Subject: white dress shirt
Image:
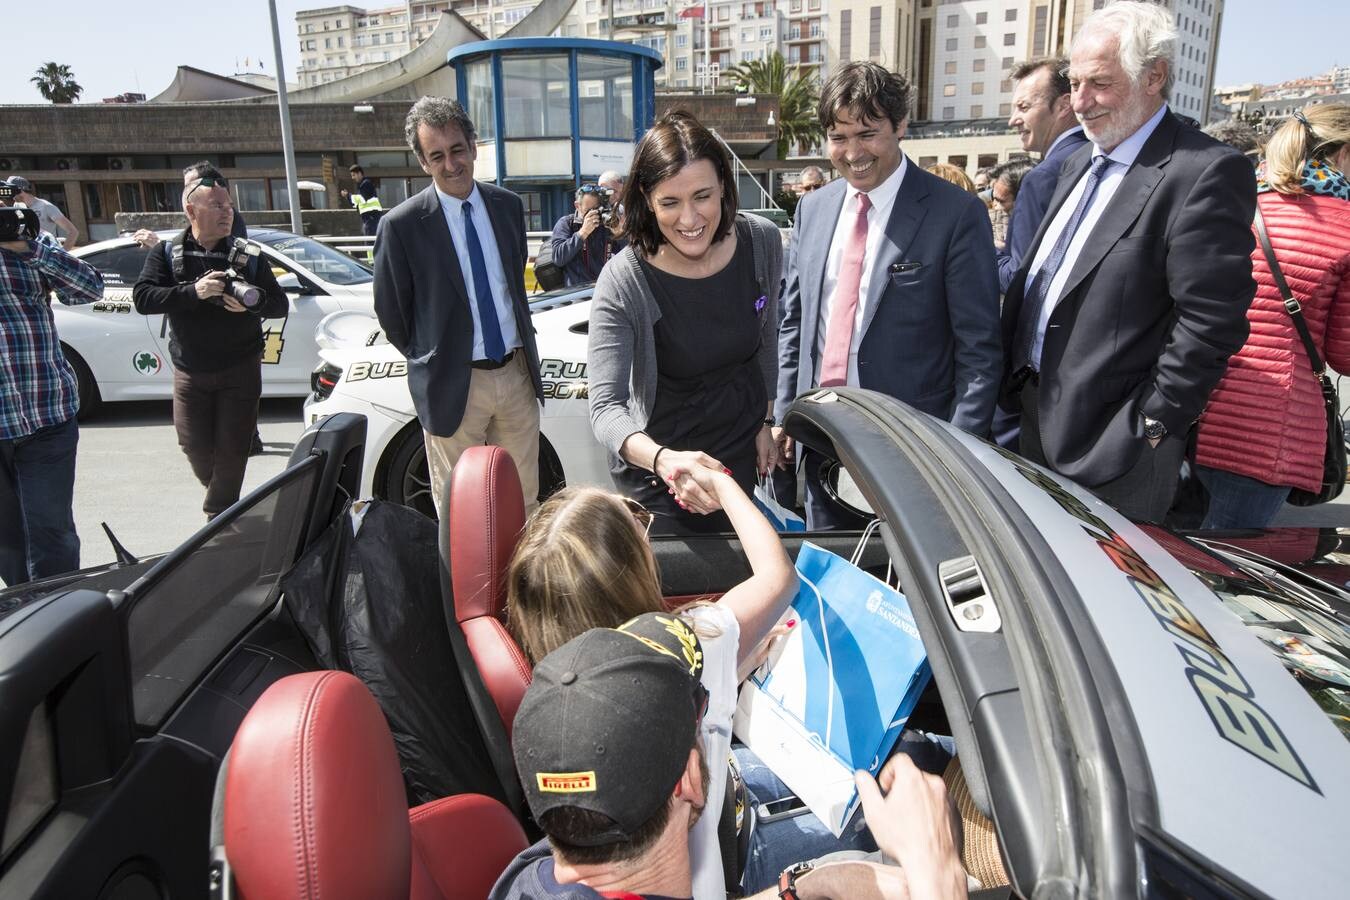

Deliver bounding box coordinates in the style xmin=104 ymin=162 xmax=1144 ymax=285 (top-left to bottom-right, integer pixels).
xmin=814 ymin=154 xmax=908 ymax=386
xmin=1027 ymin=104 xmax=1168 ymax=368
xmin=1043 ymin=124 xmax=1085 ymax=158
xmin=434 ymin=182 xmax=522 ymax=359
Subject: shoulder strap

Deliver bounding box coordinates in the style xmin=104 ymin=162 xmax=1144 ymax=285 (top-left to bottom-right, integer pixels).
xmin=1254 ymin=205 xmax=1325 ymax=375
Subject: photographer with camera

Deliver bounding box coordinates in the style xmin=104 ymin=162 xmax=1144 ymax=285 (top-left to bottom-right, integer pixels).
xmin=0 ymin=186 xmax=103 ymax=586
xmin=549 ymin=183 xmax=625 ymax=287
xmin=132 ymin=177 xmax=287 ymax=520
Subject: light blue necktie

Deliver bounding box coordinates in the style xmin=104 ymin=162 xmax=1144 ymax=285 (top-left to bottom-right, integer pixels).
xmin=1013 ymin=154 xmax=1113 ymax=371
xmin=462 ymin=200 xmax=506 ymax=362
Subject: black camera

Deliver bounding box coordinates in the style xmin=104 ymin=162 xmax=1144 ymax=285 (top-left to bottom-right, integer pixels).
xmin=596 ymin=188 xmax=618 ymax=228
xmin=0 ymin=184 xmax=39 ymax=243
xmin=207 ymin=237 xmax=265 ymax=310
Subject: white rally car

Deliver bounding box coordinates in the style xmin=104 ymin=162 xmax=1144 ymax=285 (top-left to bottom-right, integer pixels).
xmin=60 ymin=228 xmax=376 ymax=416
xmin=304 ymin=283 xmax=611 ymax=517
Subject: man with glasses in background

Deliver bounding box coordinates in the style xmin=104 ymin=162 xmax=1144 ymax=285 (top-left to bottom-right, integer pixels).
xmin=132 ymin=174 xmax=287 ymax=520
xmin=795 ymin=165 xmax=827 ymax=195
xmin=549 ymin=182 xmax=626 ymax=287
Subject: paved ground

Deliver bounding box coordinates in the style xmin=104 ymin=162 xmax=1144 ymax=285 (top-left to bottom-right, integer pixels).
xmin=72 ymin=398 xmax=307 ymax=568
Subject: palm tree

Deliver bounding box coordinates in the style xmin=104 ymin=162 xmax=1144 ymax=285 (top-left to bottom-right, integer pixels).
xmin=31 ymin=63 xmax=83 ymax=104
xmin=725 ymin=53 xmax=821 ymax=159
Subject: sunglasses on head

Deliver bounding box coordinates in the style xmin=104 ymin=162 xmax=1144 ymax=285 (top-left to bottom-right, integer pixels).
xmin=186 ymin=175 xmax=229 ymax=201
xmin=621 ymin=496 xmax=654 ymax=536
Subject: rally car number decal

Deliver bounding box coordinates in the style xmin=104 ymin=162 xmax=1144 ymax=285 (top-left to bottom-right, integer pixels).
xmin=998 ymin=447 xmax=1320 ymax=792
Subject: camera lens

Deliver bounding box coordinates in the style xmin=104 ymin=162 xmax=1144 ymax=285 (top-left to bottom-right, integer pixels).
xmin=227 ymin=281 xmax=262 ymax=309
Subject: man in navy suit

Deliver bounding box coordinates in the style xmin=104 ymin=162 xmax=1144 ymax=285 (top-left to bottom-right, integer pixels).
xmin=997 ymin=58 xmax=1089 ymax=293
xmin=776 ymin=62 xmax=1001 ymax=529
xmin=374 ymin=97 xmax=544 ymax=515
xmin=1000 ymin=1 xmax=1255 ymax=524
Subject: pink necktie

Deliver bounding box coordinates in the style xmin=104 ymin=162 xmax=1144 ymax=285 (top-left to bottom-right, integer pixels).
xmin=819 ymin=192 xmax=871 ymax=387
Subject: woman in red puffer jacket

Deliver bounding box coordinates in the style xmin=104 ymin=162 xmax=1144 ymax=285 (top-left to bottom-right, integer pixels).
xmin=1195 ymin=103 xmax=1350 ymax=528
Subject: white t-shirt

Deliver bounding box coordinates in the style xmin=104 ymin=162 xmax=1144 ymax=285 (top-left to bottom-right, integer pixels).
xmin=686 ymin=603 xmax=740 ymax=900
xmin=26 ymin=197 xmax=66 ymax=241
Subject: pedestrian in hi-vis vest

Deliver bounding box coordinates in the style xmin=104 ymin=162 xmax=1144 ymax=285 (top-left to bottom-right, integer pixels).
xmin=342 ymin=165 xmax=385 ymax=236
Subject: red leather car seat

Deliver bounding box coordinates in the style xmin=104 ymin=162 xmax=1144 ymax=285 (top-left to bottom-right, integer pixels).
xmin=223 ymin=670 xmax=526 ymax=900
xmin=445 ymin=445 xmax=532 ymax=739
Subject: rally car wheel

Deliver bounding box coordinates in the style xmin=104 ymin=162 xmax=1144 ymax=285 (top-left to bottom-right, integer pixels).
xmin=63 ymin=344 xmax=102 ymax=421
xmin=381 ymin=425 xmax=567 ymax=521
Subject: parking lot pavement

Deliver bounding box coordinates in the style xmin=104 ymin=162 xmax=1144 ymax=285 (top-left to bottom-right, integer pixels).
xmin=72 ymin=399 xmax=307 ymax=568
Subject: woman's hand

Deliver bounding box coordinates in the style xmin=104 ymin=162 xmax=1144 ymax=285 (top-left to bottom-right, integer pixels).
xmin=756 ymin=424 xmax=779 ymax=477
xmin=736 ymin=616 xmax=795 ymax=683
xmin=654 ymin=449 xmax=725 ymax=514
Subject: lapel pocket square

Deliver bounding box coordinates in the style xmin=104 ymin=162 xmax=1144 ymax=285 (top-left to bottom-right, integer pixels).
xmin=888 ymin=262 xmax=922 ymax=274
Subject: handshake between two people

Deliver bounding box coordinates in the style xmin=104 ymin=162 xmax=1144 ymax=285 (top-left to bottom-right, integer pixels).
xmin=654 ymin=425 xmax=783 ymax=516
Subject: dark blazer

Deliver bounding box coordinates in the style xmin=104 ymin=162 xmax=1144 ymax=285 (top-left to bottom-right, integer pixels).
xmin=997 ymin=128 xmax=1090 ymax=293
xmin=1000 ymin=110 xmax=1257 ymax=486
xmin=777 ymin=159 xmax=1002 ymax=436
xmin=373 ymin=182 xmax=543 ymax=437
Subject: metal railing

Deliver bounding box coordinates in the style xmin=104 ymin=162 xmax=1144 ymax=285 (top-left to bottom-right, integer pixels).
xmin=313 ymin=231 xmax=556 ymax=262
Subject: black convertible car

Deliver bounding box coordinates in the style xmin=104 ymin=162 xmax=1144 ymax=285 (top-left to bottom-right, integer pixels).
xmin=1 ymin=390 xmax=1346 ymax=899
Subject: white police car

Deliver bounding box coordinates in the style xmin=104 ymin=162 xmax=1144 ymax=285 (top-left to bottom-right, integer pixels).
xmin=303 ymin=282 xmax=610 ymax=517
xmin=60 ymin=228 xmax=376 ymax=416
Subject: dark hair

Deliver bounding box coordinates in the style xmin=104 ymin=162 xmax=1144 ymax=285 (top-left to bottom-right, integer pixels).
xmin=619 ymin=111 xmax=737 ymax=257
xmin=991 ymin=157 xmax=1036 ymax=198
xmin=541 ymin=799 xmax=673 ymax=865
xmin=182 ymin=160 xmax=223 ymax=181
xmin=349 ymin=164 xmax=364 ymax=174
xmin=404 ymin=95 xmax=477 ymax=163
xmin=1201 ymin=119 xmax=1262 ymax=156
xmin=1010 ymin=57 xmax=1070 ymax=102
xmin=818 ymin=61 xmax=912 ymax=131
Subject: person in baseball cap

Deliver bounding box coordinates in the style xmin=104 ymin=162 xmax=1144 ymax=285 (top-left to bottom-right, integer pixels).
xmin=490 ymin=611 xmax=968 ymax=900
xmin=491 ymin=611 xmax=711 ymax=899
xmin=6 ymin=177 xmax=80 ymax=246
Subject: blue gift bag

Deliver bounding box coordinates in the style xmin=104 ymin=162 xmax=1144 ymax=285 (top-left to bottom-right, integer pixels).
xmin=734 ymin=540 xmax=930 ymax=835
xmin=753 ymin=475 xmax=806 ymax=532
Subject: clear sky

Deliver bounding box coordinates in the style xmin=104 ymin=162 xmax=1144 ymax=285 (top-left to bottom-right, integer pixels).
xmin=4 ymin=0 xmax=1347 ymax=105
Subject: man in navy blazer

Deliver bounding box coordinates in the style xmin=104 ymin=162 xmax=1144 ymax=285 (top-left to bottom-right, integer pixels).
xmin=374 ymin=96 xmax=544 ymax=515
xmin=776 ymin=62 xmax=1002 ymax=529
xmin=997 ymin=57 xmax=1089 ymax=293
xmin=999 ymin=2 xmax=1255 ymax=524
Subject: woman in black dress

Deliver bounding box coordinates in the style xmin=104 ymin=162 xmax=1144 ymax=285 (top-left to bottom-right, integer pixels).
xmin=588 ymin=112 xmax=783 ymax=534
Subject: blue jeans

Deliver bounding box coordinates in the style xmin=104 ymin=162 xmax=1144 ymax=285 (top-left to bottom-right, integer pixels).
xmin=1196 ymin=465 xmax=1291 ymax=530
xmin=0 ymin=416 xmax=80 ymax=586
xmin=735 ymin=731 xmax=956 ymax=894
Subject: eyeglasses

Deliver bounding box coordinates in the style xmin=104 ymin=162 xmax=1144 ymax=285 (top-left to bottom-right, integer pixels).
xmin=621 ymin=496 xmax=654 ymax=536
xmin=799 ymin=183 xmax=822 ymax=192
xmin=186 ymin=175 xmax=229 ymax=202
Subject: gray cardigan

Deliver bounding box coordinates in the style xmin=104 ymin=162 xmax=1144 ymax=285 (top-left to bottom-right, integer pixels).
xmin=588 ymin=212 xmax=783 ymax=456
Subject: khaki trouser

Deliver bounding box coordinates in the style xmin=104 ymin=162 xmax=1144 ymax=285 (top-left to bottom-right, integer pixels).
xmin=424 ymin=352 xmax=540 ymax=518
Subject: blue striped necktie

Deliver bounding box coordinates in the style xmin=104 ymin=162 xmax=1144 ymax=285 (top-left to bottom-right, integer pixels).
xmin=462 ymin=200 xmax=506 ymax=363
xmin=1012 ymin=153 xmax=1113 ymax=372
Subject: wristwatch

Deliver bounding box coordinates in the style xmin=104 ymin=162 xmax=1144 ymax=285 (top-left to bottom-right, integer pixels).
xmin=778 ymin=861 xmax=814 ymax=900
xmin=1142 ymin=416 xmax=1168 ymax=442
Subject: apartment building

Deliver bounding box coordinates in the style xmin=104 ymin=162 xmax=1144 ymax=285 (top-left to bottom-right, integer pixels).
xmin=295 ymin=1 xmax=539 ymax=87
xmin=913 ymin=0 xmax=1223 ymax=127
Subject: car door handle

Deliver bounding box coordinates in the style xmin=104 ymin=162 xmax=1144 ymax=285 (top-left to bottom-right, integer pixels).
xmin=568 ymin=321 xmax=589 ymax=335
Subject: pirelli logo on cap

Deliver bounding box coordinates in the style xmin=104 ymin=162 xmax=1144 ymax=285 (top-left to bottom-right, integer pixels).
xmin=537 ymin=771 xmax=597 ymax=793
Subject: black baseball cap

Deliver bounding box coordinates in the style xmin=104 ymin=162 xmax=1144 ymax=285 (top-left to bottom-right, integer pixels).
xmin=513 ymin=612 xmax=707 ymax=845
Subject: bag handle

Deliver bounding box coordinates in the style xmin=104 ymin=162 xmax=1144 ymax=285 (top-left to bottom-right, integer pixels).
xmin=1254 ymin=206 xmax=1325 ymax=376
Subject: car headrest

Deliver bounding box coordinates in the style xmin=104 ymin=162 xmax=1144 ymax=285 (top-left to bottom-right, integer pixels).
xmin=224 ymin=671 xmax=412 ymax=900
xmin=446 ymin=445 xmax=526 ymax=623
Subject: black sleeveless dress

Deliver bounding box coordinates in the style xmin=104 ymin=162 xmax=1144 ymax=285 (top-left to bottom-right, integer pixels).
xmin=612 ymin=221 xmax=766 ymax=536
